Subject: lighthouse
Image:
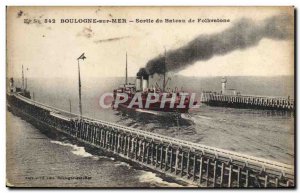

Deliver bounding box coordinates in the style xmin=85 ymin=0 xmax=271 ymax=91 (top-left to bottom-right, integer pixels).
xmin=221 ymin=77 xmax=227 ymax=94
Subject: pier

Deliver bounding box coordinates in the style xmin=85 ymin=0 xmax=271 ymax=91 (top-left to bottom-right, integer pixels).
xmin=200 ymin=92 xmax=294 ymax=112
xmin=7 ymin=93 xmax=294 ymax=188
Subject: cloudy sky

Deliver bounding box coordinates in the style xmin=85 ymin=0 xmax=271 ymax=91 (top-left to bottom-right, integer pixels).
xmin=7 ymin=6 xmax=294 ymax=79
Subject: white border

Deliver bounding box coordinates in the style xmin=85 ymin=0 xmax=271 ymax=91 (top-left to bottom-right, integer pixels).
xmin=0 ymin=1 xmax=298 ymax=193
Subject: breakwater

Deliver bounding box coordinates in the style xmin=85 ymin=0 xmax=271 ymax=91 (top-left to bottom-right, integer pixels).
xmin=7 ymin=93 xmax=294 ymax=187
xmin=201 ymin=92 xmax=294 ymax=112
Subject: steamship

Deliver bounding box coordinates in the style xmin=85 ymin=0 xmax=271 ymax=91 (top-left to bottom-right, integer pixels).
xmin=112 ymin=53 xmax=197 ymax=121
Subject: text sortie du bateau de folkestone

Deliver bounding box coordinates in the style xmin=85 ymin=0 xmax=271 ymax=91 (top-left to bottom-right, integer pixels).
xmin=57 ymin=18 xmax=231 ymax=24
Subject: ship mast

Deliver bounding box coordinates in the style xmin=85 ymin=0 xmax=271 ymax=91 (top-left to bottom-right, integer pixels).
xmin=69 ymin=99 xmax=72 ymax=113
xmin=22 ymin=65 xmax=24 ymax=91
xmin=25 ymin=67 xmax=29 ymax=90
xmin=163 ymin=48 xmax=166 ymax=92
xmin=125 ymin=52 xmax=128 ymax=85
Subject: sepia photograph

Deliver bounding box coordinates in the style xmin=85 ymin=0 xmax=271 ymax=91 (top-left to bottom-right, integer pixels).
xmin=6 ymin=6 xmax=295 ymax=188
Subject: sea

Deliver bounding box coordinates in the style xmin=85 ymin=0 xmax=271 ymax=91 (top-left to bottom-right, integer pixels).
xmin=6 ymin=76 xmax=294 ymax=187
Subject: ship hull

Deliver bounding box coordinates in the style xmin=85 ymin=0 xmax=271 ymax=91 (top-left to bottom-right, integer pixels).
xmin=116 ymin=103 xmax=194 ymax=125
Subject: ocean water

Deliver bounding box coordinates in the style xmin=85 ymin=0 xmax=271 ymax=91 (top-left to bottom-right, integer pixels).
xmin=6 ymin=76 xmax=294 ymax=187
xmin=6 ymin=112 xmax=185 ymax=187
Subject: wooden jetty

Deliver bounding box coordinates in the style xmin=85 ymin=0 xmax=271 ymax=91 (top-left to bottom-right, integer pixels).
xmin=201 ymin=91 xmax=294 ymax=112
xmin=7 ymin=93 xmax=294 ymax=188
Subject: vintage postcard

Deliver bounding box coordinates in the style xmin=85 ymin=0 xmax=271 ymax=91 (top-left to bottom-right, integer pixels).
xmin=6 ymin=6 xmax=295 ymax=188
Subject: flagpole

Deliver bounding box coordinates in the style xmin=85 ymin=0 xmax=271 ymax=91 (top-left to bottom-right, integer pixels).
xmin=78 ymin=59 xmax=82 ymax=118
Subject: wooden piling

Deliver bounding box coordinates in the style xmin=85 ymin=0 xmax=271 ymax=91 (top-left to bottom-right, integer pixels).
xmin=175 ymin=148 xmax=179 ymax=175
xmin=181 ymin=152 xmax=184 ymax=177
xmin=103 ymin=130 xmax=107 ymax=149
xmin=124 ymin=135 xmax=128 ymax=155
xmin=146 ymin=142 xmax=149 ymax=164
xmin=142 ymin=140 xmax=146 ymax=163
xmin=206 ymin=159 xmax=210 ymax=187
xmin=155 ymin=144 xmax=159 ymax=167
xmin=131 ymin=137 xmax=134 ymax=157
xmin=275 ymin=178 xmax=279 ymax=187
xmin=264 ymin=175 xmax=268 ymax=187
xmin=170 ymin=147 xmax=173 ymax=172
xmin=117 ymin=134 xmax=120 ymax=153
xmin=186 ymin=151 xmax=191 ymax=178
xmin=100 ymin=129 xmax=103 ymax=147
xmin=138 ymin=140 xmax=142 ymax=161
xmin=160 ymin=145 xmax=164 ymax=169
xmin=127 ymin=136 xmax=131 ymax=158
xmin=213 ymin=160 xmax=217 ymax=187
xmin=237 ymin=167 xmax=241 ymax=187
xmin=151 ymin=142 xmax=154 ymax=165
xmin=193 ymin=154 xmax=196 ymax=181
xmin=114 ymin=132 xmax=118 ymax=152
xmin=228 ymin=165 xmax=232 ymax=187
xmin=220 ymin=163 xmax=225 ymax=187
xmin=245 ymin=170 xmax=249 ymax=187
xmin=134 ymin=138 xmax=138 ymax=160
xmin=199 ymin=157 xmax=203 ymax=184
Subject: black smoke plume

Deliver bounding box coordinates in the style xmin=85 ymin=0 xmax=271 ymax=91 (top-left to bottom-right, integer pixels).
xmin=137 ymin=68 xmax=149 ymax=79
xmin=139 ymin=14 xmax=293 ymax=76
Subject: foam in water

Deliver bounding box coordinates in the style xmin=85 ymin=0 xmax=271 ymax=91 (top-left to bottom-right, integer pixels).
xmin=50 ymin=141 xmax=185 ymax=187
xmin=96 ymin=155 xmax=115 ymax=161
xmin=50 ymin=141 xmax=93 ymax=157
xmin=138 ymin=171 xmax=185 ymax=187
xmin=197 ymin=115 xmax=212 ymax=120
xmin=114 ymin=161 xmax=131 ymax=168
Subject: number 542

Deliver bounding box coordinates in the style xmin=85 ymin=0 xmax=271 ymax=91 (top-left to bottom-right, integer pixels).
xmin=44 ymin=19 xmax=55 ymax=23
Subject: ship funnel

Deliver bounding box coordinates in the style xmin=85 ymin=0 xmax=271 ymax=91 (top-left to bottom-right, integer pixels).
xmin=142 ymin=75 xmax=149 ymax=91
xmin=136 ymin=68 xmax=149 ymax=91
xmin=136 ymin=75 xmax=142 ymax=91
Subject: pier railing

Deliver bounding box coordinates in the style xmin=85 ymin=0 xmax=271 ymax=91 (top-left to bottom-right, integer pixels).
xmin=8 ymin=93 xmax=295 ymax=188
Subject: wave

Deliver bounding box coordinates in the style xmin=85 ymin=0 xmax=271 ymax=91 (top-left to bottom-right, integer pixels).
xmin=138 ymin=171 xmax=185 ymax=187
xmin=96 ymin=155 xmax=115 ymax=161
xmin=50 ymin=140 xmax=183 ymax=187
xmin=50 ymin=140 xmax=93 ymax=158
xmin=50 ymin=140 xmax=117 ymax=161
xmin=197 ymin=115 xmax=212 ymax=120
xmin=114 ymin=161 xmax=131 ymax=168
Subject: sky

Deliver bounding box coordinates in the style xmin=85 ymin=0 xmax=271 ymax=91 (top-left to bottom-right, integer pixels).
xmin=6 ymin=6 xmax=294 ymax=79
